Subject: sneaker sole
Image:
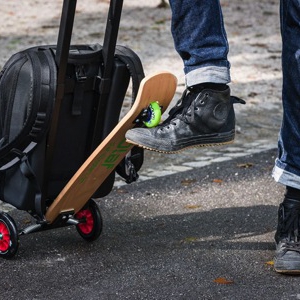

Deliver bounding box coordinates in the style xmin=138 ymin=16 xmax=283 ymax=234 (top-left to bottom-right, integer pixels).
xmin=274 ymin=268 xmax=300 ymax=274
xmin=274 ymin=259 xmax=300 ymax=275
xmin=125 ymin=138 xmax=235 ymax=154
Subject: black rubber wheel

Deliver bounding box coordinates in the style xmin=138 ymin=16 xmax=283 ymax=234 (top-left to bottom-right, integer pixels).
xmin=75 ymin=199 xmax=103 ymax=242
xmin=0 ymin=212 xmax=19 ymax=259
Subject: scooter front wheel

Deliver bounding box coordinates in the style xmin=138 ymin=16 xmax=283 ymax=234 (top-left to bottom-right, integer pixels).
xmin=0 ymin=212 xmax=19 ymax=259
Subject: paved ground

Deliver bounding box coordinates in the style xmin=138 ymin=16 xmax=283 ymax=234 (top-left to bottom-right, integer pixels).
xmin=2 ymin=149 xmax=299 ymax=300
xmin=1 ymin=1 xmax=298 ymax=299
xmin=0 ymin=0 xmax=283 ymax=209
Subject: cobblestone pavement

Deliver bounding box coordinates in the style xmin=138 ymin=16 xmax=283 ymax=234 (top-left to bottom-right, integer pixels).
xmin=0 ymin=0 xmax=282 ymax=211
xmin=115 ymin=138 xmax=278 ymax=187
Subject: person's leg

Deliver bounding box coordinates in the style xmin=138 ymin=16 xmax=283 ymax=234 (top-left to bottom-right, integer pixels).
xmin=125 ymin=0 xmax=245 ymax=153
xmin=169 ymin=0 xmax=230 ymax=86
xmin=272 ymin=0 xmax=300 ymax=274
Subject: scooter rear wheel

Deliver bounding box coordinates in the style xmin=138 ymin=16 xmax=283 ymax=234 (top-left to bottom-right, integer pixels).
xmin=75 ymin=199 xmax=103 ymax=242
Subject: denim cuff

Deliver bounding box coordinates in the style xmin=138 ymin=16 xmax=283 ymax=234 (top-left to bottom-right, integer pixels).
xmin=185 ymin=66 xmax=231 ymax=87
xmin=272 ymin=162 xmax=300 ymax=190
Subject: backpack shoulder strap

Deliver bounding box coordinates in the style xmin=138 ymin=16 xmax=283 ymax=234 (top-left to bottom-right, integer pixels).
xmin=115 ymin=45 xmax=145 ymax=103
xmin=114 ymin=46 xmax=145 ymax=183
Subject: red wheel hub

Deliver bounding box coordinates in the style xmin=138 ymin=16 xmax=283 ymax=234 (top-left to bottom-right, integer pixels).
xmin=0 ymin=221 xmax=10 ymax=252
xmin=75 ymin=209 xmax=94 ymax=235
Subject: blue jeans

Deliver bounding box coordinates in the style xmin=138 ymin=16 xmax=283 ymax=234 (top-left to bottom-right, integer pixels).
xmin=273 ymin=0 xmax=300 ymax=189
xmin=169 ymin=0 xmax=230 ymax=86
xmin=170 ymin=0 xmax=300 ymax=189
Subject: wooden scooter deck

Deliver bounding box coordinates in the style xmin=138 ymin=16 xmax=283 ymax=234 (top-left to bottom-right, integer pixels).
xmin=45 ymin=71 xmax=177 ymax=223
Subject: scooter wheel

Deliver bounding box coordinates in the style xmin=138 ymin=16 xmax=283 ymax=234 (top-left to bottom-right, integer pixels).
xmin=75 ymin=199 xmax=103 ymax=242
xmin=0 ymin=212 xmax=19 ymax=259
xmin=143 ymin=101 xmax=162 ymax=128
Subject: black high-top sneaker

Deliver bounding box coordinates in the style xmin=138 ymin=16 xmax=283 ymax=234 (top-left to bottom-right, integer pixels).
xmin=274 ymin=198 xmax=300 ymax=274
xmin=125 ymin=84 xmax=245 ymax=153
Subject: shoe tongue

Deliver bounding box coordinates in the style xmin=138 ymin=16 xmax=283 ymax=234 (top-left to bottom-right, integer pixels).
xmin=189 ymin=83 xmax=227 ymax=93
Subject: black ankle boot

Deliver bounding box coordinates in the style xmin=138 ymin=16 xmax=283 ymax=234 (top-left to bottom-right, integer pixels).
xmin=274 ymin=198 xmax=300 ymax=274
xmin=125 ymin=86 xmax=245 ymax=153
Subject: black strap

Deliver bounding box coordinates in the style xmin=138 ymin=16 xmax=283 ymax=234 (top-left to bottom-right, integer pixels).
xmin=72 ymin=65 xmax=86 ymax=116
xmin=19 ymin=156 xmax=44 ymax=222
xmin=114 ymin=46 xmax=145 ymax=183
xmin=8 ymin=148 xmax=44 ymax=221
xmin=115 ymin=45 xmax=145 ymax=104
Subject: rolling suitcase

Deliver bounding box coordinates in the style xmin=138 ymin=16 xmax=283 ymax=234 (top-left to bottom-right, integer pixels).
xmin=0 ymin=0 xmax=145 ymax=258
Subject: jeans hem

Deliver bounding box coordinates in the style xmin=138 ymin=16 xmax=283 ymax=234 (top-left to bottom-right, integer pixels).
xmin=185 ymin=66 xmax=231 ymax=87
xmin=272 ymin=163 xmax=300 ymax=189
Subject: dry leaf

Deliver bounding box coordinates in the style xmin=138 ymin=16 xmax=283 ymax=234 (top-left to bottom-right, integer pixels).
xmin=237 ymin=163 xmax=254 ymax=168
xmin=181 ymin=179 xmax=196 ymax=186
xmin=116 ymin=189 xmax=128 ymax=194
xmin=214 ymin=277 xmax=234 ymax=284
xmin=265 ymin=260 xmax=274 ymax=266
xmin=184 ymin=204 xmax=202 ymax=209
xmin=213 ymin=179 xmax=223 ymax=184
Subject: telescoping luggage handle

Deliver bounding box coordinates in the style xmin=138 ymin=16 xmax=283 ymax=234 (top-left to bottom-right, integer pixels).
xmin=47 ymin=0 xmax=124 ymax=157
xmin=55 ymin=0 xmax=124 ymax=93
xmin=44 ymin=0 xmax=124 ymax=196
xmin=53 ymin=0 xmax=123 ymax=119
